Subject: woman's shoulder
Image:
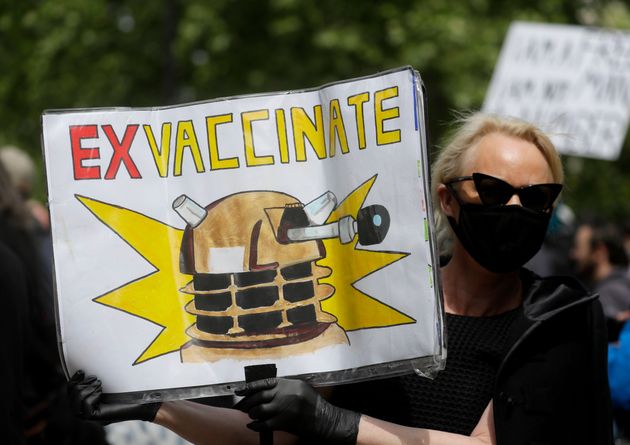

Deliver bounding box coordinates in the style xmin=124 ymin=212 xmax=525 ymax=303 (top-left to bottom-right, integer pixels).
xmin=520 ymin=268 xmax=599 ymax=319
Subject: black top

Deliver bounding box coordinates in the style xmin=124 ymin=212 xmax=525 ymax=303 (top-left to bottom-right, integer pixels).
xmin=0 ymin=241 xmax=27 ymax=444
xmin=331 ymin=308 xmax=521 ymax=435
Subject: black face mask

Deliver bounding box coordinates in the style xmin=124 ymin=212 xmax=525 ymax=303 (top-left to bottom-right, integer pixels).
xmin=448 ymin=204 xmax=551 ymax=273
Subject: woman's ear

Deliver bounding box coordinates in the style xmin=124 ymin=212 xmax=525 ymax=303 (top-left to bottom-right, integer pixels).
xmin=437 ymin=184 xmax=458 ymax=219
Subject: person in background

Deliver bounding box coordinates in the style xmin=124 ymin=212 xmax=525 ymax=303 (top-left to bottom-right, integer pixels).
xmin=0 ymin=146 xmax=50 ymax=230
xmin=0 ymin=145 xmax=53 ymax=275
xmin=571 ymin=220 xmax=630 ymax=341
xmin=525 ymin=201 xmax=576 ymax=277
xmin=570 ymin=219 xmax=630 ymax=444
xmin=0 ymin=157 xmax=107 ymax=444
xmin=609 ymin=321 xmax=630 ymax=444
xmin=621 ymin=221 xmax=630 ymax=280
xmin=68 ymin=113 xmax=612 ymax=444
xmin=0 ymin=241 xmax=28 ymax=445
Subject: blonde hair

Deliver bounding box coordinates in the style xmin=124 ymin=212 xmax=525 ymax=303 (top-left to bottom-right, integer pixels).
xmin=431 ymin=113 xmax=564 ymax=256
xmin=0 ymin=146 xmax=35 ymax=198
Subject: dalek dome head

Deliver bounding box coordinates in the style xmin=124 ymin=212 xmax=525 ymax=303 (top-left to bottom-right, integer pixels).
xmin=173 ymin=192 xmax=338 ymax=351
xmin=175 ymin=192 xmax=325 ymax=277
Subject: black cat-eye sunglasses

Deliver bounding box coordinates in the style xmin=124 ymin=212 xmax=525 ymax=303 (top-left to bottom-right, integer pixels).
xmin=445 ymin=172 xmax=563 ymax=212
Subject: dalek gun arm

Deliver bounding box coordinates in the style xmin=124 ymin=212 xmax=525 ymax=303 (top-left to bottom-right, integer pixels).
xmin=284 ymin=191 xmax=390 ymax=246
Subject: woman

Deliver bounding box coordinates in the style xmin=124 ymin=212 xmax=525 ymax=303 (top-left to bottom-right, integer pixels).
xmin=69 ymin=113 xmax=612 ymax=444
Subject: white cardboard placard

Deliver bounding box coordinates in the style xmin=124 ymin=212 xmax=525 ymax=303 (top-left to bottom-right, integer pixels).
xmin=42 ymin=67 xmax=443 ymax=401
xmin=483 ymin=21 xmax=630 ymax=160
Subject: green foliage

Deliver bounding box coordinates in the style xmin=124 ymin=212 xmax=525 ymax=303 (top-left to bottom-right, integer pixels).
xmin=0 ymin=0 xmax=628 ymax=217
xmin=561 ymin=0 xmax=630 ymax=221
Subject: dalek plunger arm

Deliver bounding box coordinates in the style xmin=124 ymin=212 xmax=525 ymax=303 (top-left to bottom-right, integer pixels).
xmin=287 ymin=204 xmax=390 ymax=246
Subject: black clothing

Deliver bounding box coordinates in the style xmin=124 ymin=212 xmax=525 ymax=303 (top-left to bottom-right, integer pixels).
xmin=494 ymin=271 xmax=612 ymax=445
xmin=0 ymin=217 xmax=62 ymax=402
xmin=0 ymin=217 xmax=108 ymax=444
xmin=333 ymin=270 xmax=613 ymax=445
xmin=0 ymin=241 xmax=27 ymax=445
xmin=332 ymin=308 xmax=521 ymax=435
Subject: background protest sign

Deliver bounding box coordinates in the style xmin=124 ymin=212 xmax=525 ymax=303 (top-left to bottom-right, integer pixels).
xmin=42 ymin=67 xmax=443 ymax=401
xmin=483 ymin=21 xmax=630 ymax=161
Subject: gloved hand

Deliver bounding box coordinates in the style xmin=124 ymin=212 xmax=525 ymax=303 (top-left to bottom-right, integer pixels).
xmin=234 ymin=377 xmax=360 ymax=445
xmin=67 ymin=370 xmax=161 ymax=424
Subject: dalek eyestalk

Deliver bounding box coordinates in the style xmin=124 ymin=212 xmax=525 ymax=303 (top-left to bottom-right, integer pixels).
xmin=173 ymin=195 xmax=208 ymax=228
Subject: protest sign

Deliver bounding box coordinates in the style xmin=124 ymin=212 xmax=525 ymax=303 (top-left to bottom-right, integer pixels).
xmin=42 ymin=67 xmax=443 ymax=401
xmin=483 ymin=21 xmax=630 ymax=160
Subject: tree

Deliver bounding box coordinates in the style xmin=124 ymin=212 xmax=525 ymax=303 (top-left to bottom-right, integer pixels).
xmin=0 ymin=0 xmax=628 ymax=217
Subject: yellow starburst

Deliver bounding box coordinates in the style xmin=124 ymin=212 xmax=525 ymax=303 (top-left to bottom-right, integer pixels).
xmin=77 ymin=196 xmax=193 ymax=364
xmin=76 ymin=176 xmax=413 ymax=365
xmin=319 ymin=176 xmax=413 ymax=331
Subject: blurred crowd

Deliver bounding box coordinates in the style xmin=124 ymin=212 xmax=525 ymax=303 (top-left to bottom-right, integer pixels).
xmin=0 ymin=145 xmax=195 ymax=445
xmin=0 ymin=146 xmax=109 ymax=444
xmin=1 ymin=144 xmax=630 ymax=444
xmin=526 ymin=202 xmax=630 ymax=443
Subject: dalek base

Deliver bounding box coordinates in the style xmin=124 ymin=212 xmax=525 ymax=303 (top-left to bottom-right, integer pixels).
xmin=180 ymin=323 xmax=349 ymax=363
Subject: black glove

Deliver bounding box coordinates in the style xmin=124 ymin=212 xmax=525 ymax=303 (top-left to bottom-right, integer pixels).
xmin=67 ymin=370 xmax=161 ymax=424
xmin=234 ymin=377 xmax=360 ymax=445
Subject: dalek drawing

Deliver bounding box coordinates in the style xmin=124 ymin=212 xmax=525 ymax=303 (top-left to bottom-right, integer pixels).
xmin=172 ymin=189 xmax=390 ymax=362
